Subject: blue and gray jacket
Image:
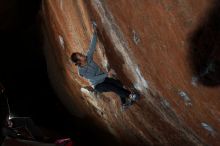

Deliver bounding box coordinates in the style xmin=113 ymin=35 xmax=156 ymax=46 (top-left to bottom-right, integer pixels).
xmin=78 ymin=32 xmax=107 ymax=86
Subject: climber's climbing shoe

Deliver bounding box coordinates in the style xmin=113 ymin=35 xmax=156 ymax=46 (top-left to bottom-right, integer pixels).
xmin=129 ymin=92 xmax=140 ymax=101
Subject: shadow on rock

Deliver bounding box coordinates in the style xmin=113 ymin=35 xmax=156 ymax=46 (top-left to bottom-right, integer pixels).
xmin=188 ymin=0 xmax=220 ymax=86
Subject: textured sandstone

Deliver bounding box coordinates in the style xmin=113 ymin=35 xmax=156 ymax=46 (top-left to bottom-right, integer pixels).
xmin=41 ymin=0 xmax=220 ymax=145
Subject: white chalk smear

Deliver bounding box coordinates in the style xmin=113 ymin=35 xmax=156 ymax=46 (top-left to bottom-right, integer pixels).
xmin=201 ymin=122 xmax=216 ymax=136
xmin=160 ymin=98 xmax=171 ymax=109
xmin=80 ymin=87 xmax=101 ymax=110
xmin=191 ymin=76 xmax=199 ymax=87
xmin=134 ymin=67 xmax=148 ymax=90
xmin=178 ymin=91 xmax=192 ymax=106
xmin=58 ymin=35 xmax=65 ymax=49
xmin=132 ymin=30 xmax=140 ymax=45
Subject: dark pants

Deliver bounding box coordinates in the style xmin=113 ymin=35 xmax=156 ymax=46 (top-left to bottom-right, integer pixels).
xmin=94 ymin=78 xmax=131 ymax=104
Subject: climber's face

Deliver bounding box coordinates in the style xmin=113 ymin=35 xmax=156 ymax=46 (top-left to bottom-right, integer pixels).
xmin=76 ymin=53 xmax=87 ymax=66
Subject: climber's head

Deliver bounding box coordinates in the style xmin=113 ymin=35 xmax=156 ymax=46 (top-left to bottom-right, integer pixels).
xmin=71 ymin=52 xmax=87 ymax=66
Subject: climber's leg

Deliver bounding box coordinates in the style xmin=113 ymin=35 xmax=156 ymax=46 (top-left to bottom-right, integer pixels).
xmin=95 ymin=81 xmax=130 ymax=105
xmin=104 ymin=77 xmax=124 ymax=88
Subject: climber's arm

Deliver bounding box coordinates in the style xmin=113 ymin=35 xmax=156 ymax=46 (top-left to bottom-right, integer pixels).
xmin=86 ymin=31 xmax=97 ymax=63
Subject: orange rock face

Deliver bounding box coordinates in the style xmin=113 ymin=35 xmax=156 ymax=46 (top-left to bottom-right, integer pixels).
xmin=41 ymin=0 xmax=220 ymax=145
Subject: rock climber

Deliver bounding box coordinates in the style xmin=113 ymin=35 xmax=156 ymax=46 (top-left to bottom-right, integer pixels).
xmin=70 ymin=22 xmax=139 ymax=110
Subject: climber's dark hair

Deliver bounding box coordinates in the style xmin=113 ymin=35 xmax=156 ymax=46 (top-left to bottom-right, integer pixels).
xmin=71 ymin=52 xmax=79 ymax=65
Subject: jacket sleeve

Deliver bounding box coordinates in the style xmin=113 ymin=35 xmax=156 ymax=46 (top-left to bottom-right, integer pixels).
xmin=86 ymin=32 xmax=97 ymax=63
